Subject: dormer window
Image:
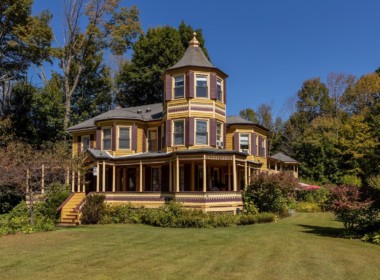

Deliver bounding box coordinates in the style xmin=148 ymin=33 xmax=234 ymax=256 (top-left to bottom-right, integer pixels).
xmin=174 ymin=75 xmax=184 ymax=98
xmin=102 ymin=128 xmax=111 ymax=150
xmin=217 ymin=78 xmax=223 ymax=102
xmin=196 ymin=75 xmax=208 ymax=98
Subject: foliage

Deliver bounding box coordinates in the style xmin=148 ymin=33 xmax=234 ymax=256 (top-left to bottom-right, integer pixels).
xmin=325 ymin=185 xmax=380 ymax=233
xmin=296 ymin=187 xmax=329 ymax=204
xmin=35 ymin=183 xmax=71 ymax=220
xmin=101 ymin=203 xmax=140 ymax=224
xmin=245 ymin=172 xmax=298 ymax=216
xmin=291 ymin=202 xmax=321 ymax=212
xmin=361 ymin=231 xmax=380 ymax=245
xmin=81 ymin=194 xmax=106 ymax=224
xmin=239 ymin=108 xmax=258 ymax=123
xmin=340 ymin=175 xmax=362 ymax=187
xmin=0 ymin=202 xmax=54 ymax=235
xmin=241 ymin=190 xmax=259 ymax=215
xmin=0 ymin=185 xmax=23 ymax=214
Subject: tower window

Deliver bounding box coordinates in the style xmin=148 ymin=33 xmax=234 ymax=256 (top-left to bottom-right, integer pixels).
xmin=196 ymin=75 xmax=208 ymax=98
xmin=174 ymin=75 xmax=184 ymax=98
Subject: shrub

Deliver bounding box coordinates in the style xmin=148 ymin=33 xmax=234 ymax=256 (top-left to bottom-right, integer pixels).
xmin=36 ymin=183 xmax=71 ymax=220
xmin=257 ymin=212 xmax=277 ymax=223
xmin=238 ymin=214 xmax=258 ymax=225
xmin=245 ymin=172 xmax=298 ymax=215
xmin=291 ymin=202 xmax=321 ymax=212
xmin=81 ymin=194 xmax=106 ymax=224
xmin=362 ymin=231 xmax=380 ymax=245
xmin=101 ymin=203 xmax=140 ymax=224
xmin=340 ymin=175 xmax=362 ymax=187
xmin=325 ymin=185 xmax=380 ymax=233
xmin=296 ymin=186 xmax=329 ymax=204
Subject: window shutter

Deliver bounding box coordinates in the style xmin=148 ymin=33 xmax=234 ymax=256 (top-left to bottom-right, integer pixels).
xmin=210 ymin=119 xmax=216 ymax=147
xmin=188 ymin=117 xmax=194 ymax=145
xmin=132 ymin=124 xmax=138 ymax=152
xmin=77 ymin=136 xmax=81 ymax=153
xmin=223 ymin=123 xmax=227 ymax=148
xmin=210 ymin=73 xmax=217 ymax=100
xmin=142 ymin=130 xmax=146 ymax=152
xmin=165 ymin=75 xmax=172 ymax=101
xmin=166 ymin=120 xmax=172 ymax=147
xmin=90 ymin=134 xmax=94 ymax=149
xmin=251 ymin=133 xmax=256 ymax=156
xmin=158 ymin=126 xmax=161 ymax=150
xmin=96 ymin=127 xmax=101 ymax=150
xmin=186 ymin=71 xmax=194 ymax=98
xmin=112 ymin=125 xmax=116 ymax=151
xmin=234 ymin=132 xmax=239 ymax=151
xmin=223 ymin=79 xmax=227 ymax=104
xmin=258 ymin=136 xmax=262 ymax=157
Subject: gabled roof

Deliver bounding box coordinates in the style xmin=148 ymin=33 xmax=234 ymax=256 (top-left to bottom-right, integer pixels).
xmin=269 ymin=152 xmax=299 ymax=163
xmin=67 ymin=103 xmax=162 ymax=132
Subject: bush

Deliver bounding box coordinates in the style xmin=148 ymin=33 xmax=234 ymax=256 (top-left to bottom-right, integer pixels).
xmin=101 ymin=203 xmax=140 ymax=224
xmin=81 ymin=194 xmax=106 ymax=224
xmin=0 ymin=185 xmax=23 ymax=214
xmin=238 ymin=214 xmax=258 ymax=225
xmin=291 ymin=202 xmax=321 ymax=212
xmin=325 ymin=185 xmax=380 ymax=233
xmin=245 ymin=172 xmax=298 ymax=215
xmin=36 ymin=183 xmax=71 ymax=220
xmin=362 ymin=231 xmax=380 ymax=245
xmin=296 ymin=186 xmax=329 ymax=204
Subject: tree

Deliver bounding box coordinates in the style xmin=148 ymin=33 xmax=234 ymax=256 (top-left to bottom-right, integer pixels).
xmin=0 ymin=0 xmax=53 ymax=117
xmin=116 ymin=23 xmax=209 ymax=107
xmin=55 ymin=0 xmax=142 ymax=131
xmin=239 ymin=108 xmax=258 ymax=123
xmin=178 ymin=21 xmax=210 ymax=60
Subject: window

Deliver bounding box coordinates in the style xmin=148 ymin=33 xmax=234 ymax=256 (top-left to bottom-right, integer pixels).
xmin=102 ymin=128 xmax=111 ymax=150
xmin=161 ymin=124 xmax=165 ymax=147
xmin=216 ymin=122 xmax=223 ymax=144
xmin=217 ymin=78 xmax=223 ymax=102
xmin=82 ymin=136 xmax=90 ymax=151
xmin=240 ymin=134 xmax=249 ymax=153
xmin=261 ymin=138 xmax=266 ymax=157
xmin=173 ymin=120 xmax=184 ymax=145
xmin=151 ymin=167 xmax=161 ymax=191
xmin=196 ymin=75 xmax=208 ymax=98
xmin=196 ymin=120 xmax=208 ymax=145
xmin=148 ymin=129 xmax=158 ymax=152
xmin=174 ymin=75 xmax=184 ymax=98
xmin=118 ymin=127 xmax=130 ymax=149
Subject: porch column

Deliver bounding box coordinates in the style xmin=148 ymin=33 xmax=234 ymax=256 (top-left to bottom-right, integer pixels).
xmin=112 ymin=165 xmax=116 ymax=192
xmin=275 ymin=162 xmax=277 ymax=171
xmin=191 ymin=161 xmax=195 ymax=191
xmin=228 ymin=164 xmax=231 ymax=191
xmin=71 ymin=170 xmax=75 ymax=192
xmin=102 ymin=161 xmax=106 ymax=192
xmin=41 ymin=164 xmax=45 ymax=194
xmin=203 ymin=155 xmax=207 ymax=192
xmin=77 ymin=171 xmax=80 ymax=192
xmin=96 ymin=162 xmax=100 ymax=192
xmin=169 ymin=160 xmax=172 ymax=192
xmin=65 ymin=167 xmax=70 ymax=185
xmin=233 ymin=155 xmax=237 ymax=192
xmin=176 ymin=156 xmax=179 ymax=192
xmin=139 ymin=161 xmax=143 ymax=192
xmin=244 ymin=161 xmax=248 ymax=189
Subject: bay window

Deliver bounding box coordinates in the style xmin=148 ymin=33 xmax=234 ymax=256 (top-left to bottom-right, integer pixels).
xmin=173 ymin=120 xmax=184 ymax=145
xmin=174 ymin=75 xmax=184 ymax=98
xmin=102 ymin=128 xmax=111 ymax=150
xmin=240 ymin=134 xmax=249 ymax=153
xmin=196 ymin=75 xmax=208 ymax=98
xmin=196 ymin=120 xmax=208 ymax=145
xmin=118 ymin=127 xmax=130 ymax=149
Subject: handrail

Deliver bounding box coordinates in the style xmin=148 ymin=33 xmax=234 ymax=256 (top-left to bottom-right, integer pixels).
xmin=74 ymin=198 xmax=86 ymax=212
xmin=56 ymin=192 xmax=75 ymax=212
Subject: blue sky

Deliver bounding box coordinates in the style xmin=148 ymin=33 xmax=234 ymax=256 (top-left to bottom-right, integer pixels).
xmin=32 ymin=0 xmax=380 ymax=119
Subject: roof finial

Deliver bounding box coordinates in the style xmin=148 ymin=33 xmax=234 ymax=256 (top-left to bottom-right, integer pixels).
xmin=189 ymin=32 xmax=199 ymax=47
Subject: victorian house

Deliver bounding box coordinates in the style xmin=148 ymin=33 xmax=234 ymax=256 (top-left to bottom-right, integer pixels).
xmin=60 ymin=34 xmax=281 ymax=224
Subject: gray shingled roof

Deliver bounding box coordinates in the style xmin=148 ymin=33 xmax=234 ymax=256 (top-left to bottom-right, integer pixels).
xmin=168 ymin=44 xmax=214 ymax=70
xmin=226 ymin=115 xmax=255 ymax=125
xmin=67 ymin=103 xmax=163 ymax=131
xmin=270 ymin=152 xmax=299 ymax=163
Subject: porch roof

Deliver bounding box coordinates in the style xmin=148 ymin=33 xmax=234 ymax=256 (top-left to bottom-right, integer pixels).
xmin=269 ymin=152 xmax=299 ymax=164
xmin=86 ymin=148 xmax=252 ymax=161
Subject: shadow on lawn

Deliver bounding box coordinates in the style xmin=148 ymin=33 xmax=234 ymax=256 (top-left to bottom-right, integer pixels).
xmin=298 ymin=224 xmax=344 ymax=238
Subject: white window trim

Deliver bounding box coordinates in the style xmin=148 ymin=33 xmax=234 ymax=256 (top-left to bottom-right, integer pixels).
xmin=117 ymin=125 xmax=132 ymax=150
xmin=195 ymin=118 xmax=209 ymax=146
xmin=195 ymin=73 xmax=209 ymax=99
xmin=217 ymin=77 xmax=223 ymax=102
xmin=239 ymin=133 xmax=250 ymax=154
xmin=172 ymin=119 xmax=185 ymax=146
xmin=173 ymin=74 xmax=185 ymax=99
xmin=102 ymin=127 xmax=112 ymax=150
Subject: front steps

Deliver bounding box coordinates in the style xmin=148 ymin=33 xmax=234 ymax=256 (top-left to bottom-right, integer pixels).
xmin=58 ymin=192 xmax=86 ymax=226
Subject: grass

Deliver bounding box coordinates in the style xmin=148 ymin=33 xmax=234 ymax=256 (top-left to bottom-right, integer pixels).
xmin=0 ymin=213 xmax=379 ymax=280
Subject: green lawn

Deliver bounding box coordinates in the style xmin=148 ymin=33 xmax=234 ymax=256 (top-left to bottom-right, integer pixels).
xmin=0 ymin=213 xmax=379 ymax=280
